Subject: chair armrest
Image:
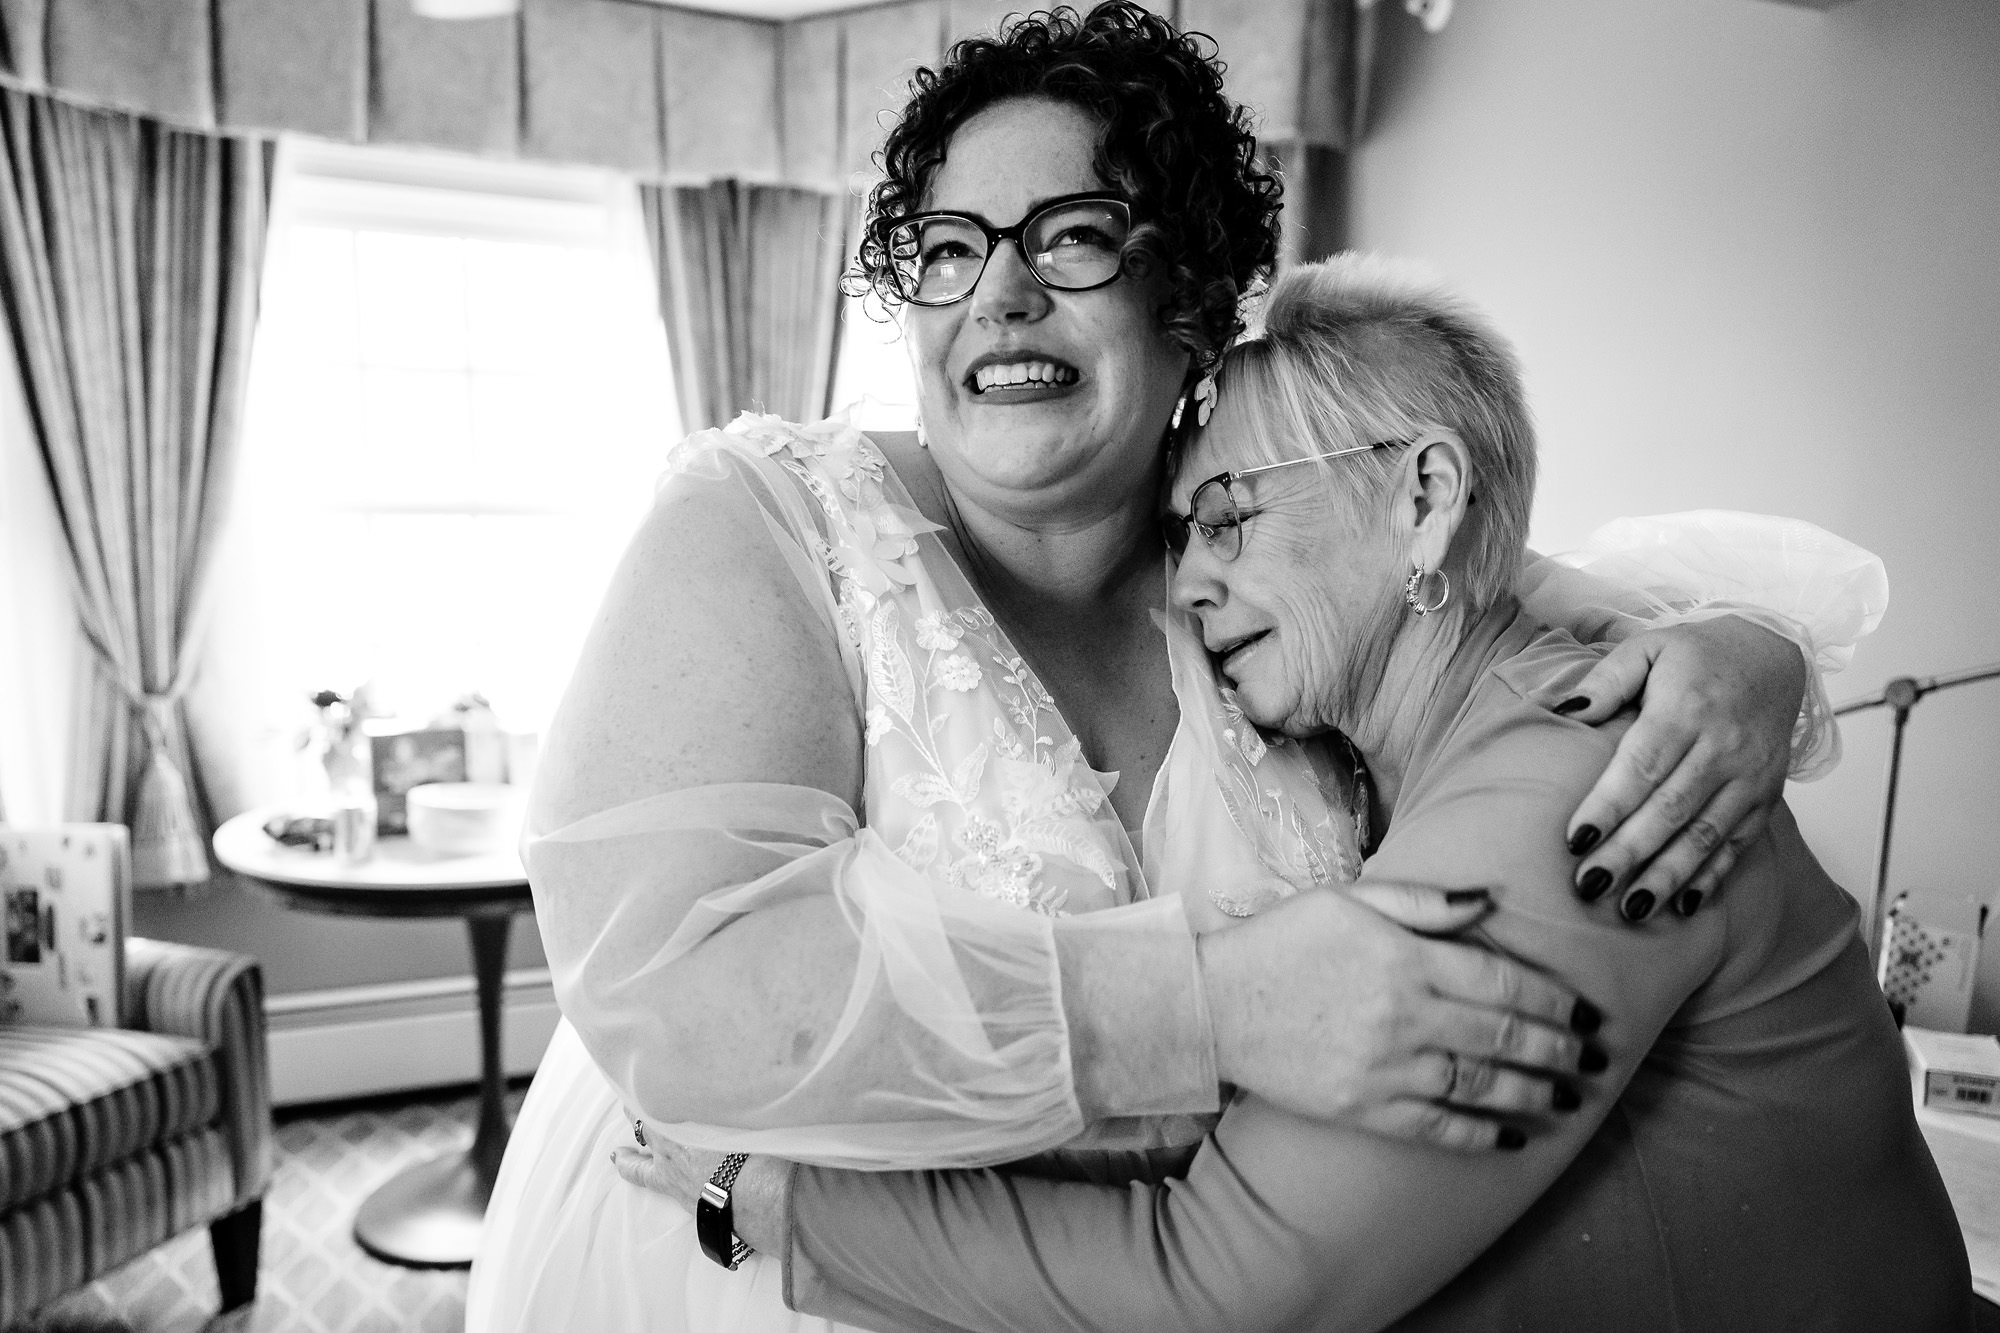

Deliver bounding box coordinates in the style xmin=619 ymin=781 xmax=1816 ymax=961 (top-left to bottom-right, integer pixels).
xmin=124 ymin=938 xmax=273 ymax=1207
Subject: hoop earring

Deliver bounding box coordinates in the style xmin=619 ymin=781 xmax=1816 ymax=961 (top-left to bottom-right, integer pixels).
xmin=1404 ymin=567 xmax=1450 ymax=616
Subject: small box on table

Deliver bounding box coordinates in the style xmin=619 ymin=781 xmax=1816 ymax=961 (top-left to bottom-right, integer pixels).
xmin=1907 ymin=1026 xmax=2000 ymax=1119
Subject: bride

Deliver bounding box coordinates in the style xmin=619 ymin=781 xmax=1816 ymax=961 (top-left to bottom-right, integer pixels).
xmin=467 ymin=6 xmax=1850 ymax=1329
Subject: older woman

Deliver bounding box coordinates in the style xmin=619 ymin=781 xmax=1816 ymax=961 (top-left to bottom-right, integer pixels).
xmin=621 ymin=257 xmax=1968 ymax=1331
xmin=469 ymin=7 xmax=1833 ymax=1329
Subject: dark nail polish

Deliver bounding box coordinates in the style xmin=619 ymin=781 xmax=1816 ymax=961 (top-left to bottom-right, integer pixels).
xmin=1567 ymin=825 xmax=1602 ymax=857
xmin=1622 ymin=889 xmax=1656 ymax=922
xmin=1580 ymin=1043 xmax=1609 ymax=1074
xmin=1552 ymin=1081 xmax=1581 ymax=1112
xmin=1497 ymin=1125 xmax=1527 ymax=1150
xmin=1445 ymin=887 xmax=1492 ymax=906
xmin=1578 ymin=867 xmax=1613 ymax=902
xmin=1675 ymin=889 xmax=1703 ymax=918
xmin=1553 ymin=695 xmax=1590 ymax=716
xmin=1570 ymin=997 xmax=1602 ymax=1035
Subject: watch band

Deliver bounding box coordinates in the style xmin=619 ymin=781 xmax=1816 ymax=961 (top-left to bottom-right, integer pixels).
xmin=696 ymin=1152 xmax=754 ymax=1270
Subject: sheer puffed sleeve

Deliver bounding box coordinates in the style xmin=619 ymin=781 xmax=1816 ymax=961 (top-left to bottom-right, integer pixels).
xmin=533 ymin=785 xmax=1190 ymax=1167
xmin=530 ymin=419 xmax=1215 ymax=1171
xmin=1518 ymin=511 xmax=1888 ymax=779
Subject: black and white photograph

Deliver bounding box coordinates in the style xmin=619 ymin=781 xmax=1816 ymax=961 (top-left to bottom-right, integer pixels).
xmin=0 ymin=0 xmax=1993 ymax=1330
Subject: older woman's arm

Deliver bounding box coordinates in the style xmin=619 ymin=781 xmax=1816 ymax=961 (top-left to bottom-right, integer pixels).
xmin=737 ymin=680 xmax=1727 ymax=1332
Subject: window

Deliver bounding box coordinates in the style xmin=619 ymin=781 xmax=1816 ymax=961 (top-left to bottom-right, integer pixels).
xmin=219 ymin=139 xmax=676 ymax=795
xmin=829 ymin=291 xmax=919 ymax=431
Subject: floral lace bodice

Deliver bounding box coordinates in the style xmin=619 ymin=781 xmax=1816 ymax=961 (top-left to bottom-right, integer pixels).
xmin=718 ymin=411 xmax=1367 ymax=924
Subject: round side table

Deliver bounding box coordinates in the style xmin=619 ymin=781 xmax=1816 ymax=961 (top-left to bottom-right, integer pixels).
xmin=213 ymin=810 xmax=534 ymax=1269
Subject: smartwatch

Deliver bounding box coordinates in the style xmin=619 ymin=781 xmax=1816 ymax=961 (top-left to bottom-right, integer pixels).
xmin=696 ymin=1152 xmax=754 ymax=1270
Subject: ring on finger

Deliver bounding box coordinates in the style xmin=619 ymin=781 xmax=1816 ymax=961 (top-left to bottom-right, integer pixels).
xmin=634 ymin=1118 xmax=647 ymax=1148
xmin=1442 ymin=1052 xmax=1462 ymax=1101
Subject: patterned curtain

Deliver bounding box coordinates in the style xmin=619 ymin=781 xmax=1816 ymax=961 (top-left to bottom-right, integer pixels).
xmin=641 ymin=180 xmax=846 ymax=431
xmin=0 ymin=90 xmax=268 ymax=888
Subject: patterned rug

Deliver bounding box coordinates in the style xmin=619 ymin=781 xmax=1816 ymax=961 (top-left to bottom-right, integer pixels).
xmin=20 ymin=1083 xmax=528 ymax=1333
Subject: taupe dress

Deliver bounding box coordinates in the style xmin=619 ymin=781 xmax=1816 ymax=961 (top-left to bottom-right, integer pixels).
xmin=782 ymin=603 xmax=1973 ymax=1333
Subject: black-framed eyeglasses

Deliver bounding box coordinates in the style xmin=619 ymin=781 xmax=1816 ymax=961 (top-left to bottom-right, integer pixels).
xmin=1161 ymin=441 xmax=1410 ymax=562
xmin=886 ymin=193 xmax=1134 ymax=307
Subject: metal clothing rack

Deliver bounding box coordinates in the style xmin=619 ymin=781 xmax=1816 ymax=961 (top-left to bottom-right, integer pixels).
xmin=1834 ymin=662 xmax=2000 ymax=961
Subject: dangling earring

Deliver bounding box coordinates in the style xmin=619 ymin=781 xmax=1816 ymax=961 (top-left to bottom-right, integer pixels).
xmin=915 ymin=417 xmax=930 ymax=449
xmin=1404 ymin=566 xmax=1450 ymax=616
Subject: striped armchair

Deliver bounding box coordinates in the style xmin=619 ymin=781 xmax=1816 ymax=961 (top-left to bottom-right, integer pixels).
xmin=0 ymin=939 xmax=271 ymax=1326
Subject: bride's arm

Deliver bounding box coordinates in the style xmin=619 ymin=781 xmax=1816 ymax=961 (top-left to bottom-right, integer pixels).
xmin=1523 ymin=517 xmax=1887 ymax=917
xmin=533 ymin=451 xmax=1210 ymax=1165
xmin=1512 ymin=522 xmax=1883 ymax=919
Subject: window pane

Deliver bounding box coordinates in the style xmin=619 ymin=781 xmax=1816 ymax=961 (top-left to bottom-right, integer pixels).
xmin=264 ymin=226 xmax=360 ymax=367
xmin=468 ymin=370 xmax=568 ymax=508
xmin=355 ymin=232 xmax=469 ymax=371
xmin=464 ymin=240 xmax=594 ymax=373
xmin=351 ymin=366 xmax=477 ymax=508
xmin=830 ymin=296 xmax=918 ymax=431
xmin=245 ymin=361 xmax=363 ymax=498
xmin=253 ymin=510 xmax=638 ymax=728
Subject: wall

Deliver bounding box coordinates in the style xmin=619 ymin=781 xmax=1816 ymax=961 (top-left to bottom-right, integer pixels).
xmin=128 ymin=874 xmax=547 ymax=995
xmin=1352 ymin=0 xmax=2000 ymax=1019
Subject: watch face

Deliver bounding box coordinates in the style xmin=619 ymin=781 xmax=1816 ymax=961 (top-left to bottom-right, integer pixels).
xmin=696 ymin=1190 xmax=736 ymax=1269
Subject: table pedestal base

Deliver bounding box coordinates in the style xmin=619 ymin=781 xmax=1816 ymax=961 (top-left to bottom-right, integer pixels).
xmin=353 ymin=1147 xmax=497 ymax=1269
xmin=354 ymin=911 xmax=518 ymax=1269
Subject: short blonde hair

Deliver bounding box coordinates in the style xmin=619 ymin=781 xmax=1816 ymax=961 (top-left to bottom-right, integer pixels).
xmin=1205 ymin=254 xmax=1536 ymax=612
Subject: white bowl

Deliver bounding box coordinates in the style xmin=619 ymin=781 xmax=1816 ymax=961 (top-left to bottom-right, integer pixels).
xmin=405 ymin=782 xmax=523 ymax=855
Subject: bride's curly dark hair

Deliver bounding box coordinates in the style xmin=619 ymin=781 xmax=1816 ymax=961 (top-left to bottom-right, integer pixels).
xmin=848 ymin=1 xmax=1282 ymax=367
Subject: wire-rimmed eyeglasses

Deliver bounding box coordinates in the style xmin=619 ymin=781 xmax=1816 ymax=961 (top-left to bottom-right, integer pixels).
xmin=1161 ymin=440 xmax=1410 ymax=562
xmin=886 ymin=194 xmax=1133 ymax=307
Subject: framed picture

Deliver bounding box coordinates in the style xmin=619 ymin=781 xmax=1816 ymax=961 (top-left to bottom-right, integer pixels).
xmin=1881 ymin=896 xmax=1983 ymax=1033
xmin=366 ymin=722 xmax=468 ymax=835
xmin=0 ymin=825 xmax=129 ymax=1028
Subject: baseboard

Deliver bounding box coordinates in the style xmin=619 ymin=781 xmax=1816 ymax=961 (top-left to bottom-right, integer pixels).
xmin=266 ymin=968 xmax=561 ymax=1108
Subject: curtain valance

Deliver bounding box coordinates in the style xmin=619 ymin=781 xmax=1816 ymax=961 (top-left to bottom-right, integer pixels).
xmin=0 ymin=0 xmax=1361 ymax=192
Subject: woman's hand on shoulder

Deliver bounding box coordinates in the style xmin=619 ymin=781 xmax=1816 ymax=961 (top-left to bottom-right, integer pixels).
xmin=1199 ymin=884 xmax=1606 ymax=1152
xmin=1547 ymin=614 xmax=1806 ymax=921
